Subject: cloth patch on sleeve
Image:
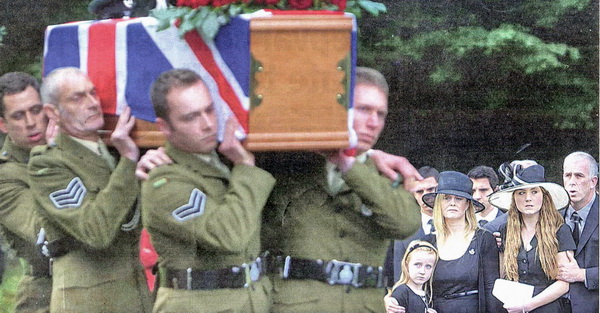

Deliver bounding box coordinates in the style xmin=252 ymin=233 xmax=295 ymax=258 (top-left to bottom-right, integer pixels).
xmin=49 ymin=177 xmax=87 ymax=209
xmin=172 ymin=188 xmax=206 ymax=222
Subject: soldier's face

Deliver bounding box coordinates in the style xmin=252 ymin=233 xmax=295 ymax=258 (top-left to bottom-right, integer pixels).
xmin=54 ymin=74 xmax=104 ymax=140
xmin=0 ymin=86 xmax=48 ymax=149
xmin=161 ymin=82 xmax=218 ymax=154
xmin=352 ymin=84 xmax=387 ymax=155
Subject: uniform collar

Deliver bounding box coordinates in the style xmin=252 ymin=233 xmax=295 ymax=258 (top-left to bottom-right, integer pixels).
xmin=164 ymin=142 xmax=228 ymax=179
xmin=0 ymin=136 xmax=32 ymax=164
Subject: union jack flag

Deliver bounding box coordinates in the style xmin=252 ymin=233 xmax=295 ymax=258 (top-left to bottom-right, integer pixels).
xmin=43 ymin=11 xmax=357 ymax=141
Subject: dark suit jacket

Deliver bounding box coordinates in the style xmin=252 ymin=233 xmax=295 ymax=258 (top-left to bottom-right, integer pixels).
xmin=560 ymin=196 xmax=599 ymax=313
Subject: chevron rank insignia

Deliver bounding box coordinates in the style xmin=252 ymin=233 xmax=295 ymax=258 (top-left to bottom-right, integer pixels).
xmin=172 ymin=189 xmax=206 ymax=222
xmin=49 ymin=177 xmax=87 ymax=209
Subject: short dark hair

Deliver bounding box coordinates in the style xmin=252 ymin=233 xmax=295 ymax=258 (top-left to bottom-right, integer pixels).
xmin=467 ymin=165 xmax=499 ymax=189
xmin=418 ymin=166 xmax=439 ymax=182
xmin=355 ymin=67 xmax=389 ymax=97
xmin=0 ymin=72 xmax=40 ymax=117
xmin=150 ymin=69 xmax=205 ymax=122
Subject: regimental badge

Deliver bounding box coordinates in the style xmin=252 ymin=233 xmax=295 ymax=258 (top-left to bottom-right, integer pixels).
xmin=172 ymin=189 xmax=206 ymax=222
xmin=49 ymin=177 xmax=87 ymax=209
xmin=360 ymin=204 xmax=373 ymax=217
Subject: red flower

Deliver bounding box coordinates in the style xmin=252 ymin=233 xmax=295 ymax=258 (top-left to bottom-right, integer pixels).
xmin=288 ymin=0 xmax=312 ymax=9
xmin=253 ymin=0 xmax=280 ymax=4
xmin=177 ymin=0 xmax=211 ymax=8
xmin=213 ymin=0 xmax=237 ymax=6
xmin=329 ymin=0 xmax=346 ymax=10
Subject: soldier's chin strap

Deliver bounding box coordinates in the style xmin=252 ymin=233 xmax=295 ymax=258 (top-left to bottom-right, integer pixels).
xmin=121 ymin=200 xmax=141 ymax=232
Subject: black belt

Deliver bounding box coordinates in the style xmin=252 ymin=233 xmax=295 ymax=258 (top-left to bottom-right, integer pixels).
xmin=278 ymin=256 xmax=384 ymax=288
xmin=162 ymin=258 xmax=265 ymax=290
xmin=443 ymin=290 xmax=478 ymax=299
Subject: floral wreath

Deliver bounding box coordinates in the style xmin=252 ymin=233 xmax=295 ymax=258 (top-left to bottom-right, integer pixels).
xmin=151 ymin=0 xmax=386 ymax=38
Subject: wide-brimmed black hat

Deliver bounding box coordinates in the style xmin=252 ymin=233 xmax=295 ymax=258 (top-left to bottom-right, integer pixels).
xmin=422 ymin=171 xmax=485 ymax=213
xmin=488 ymin=164 xmax=569 ymax=210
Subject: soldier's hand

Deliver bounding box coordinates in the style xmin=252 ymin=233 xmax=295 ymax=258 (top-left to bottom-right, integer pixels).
xmin=218 ymin=116 xmax=254 ymax=166
xmin=326 ymin=149 xmax=355 ymax=173
xmin=136 ymin=147 xmax=173 ymax=180
xmin=369 ymin=149 xmax=423 ymax=190
xmin=45 ymin=117 xmax=59 ymax=146
xmin=110 ymin=106 xmax=139 ymax=162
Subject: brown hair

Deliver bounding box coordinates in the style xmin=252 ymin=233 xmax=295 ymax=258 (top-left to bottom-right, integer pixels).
xmin=503 ymin=187 xmax=563 ymax=281
xmin=150 ymin=69 xmax=206 ymax=122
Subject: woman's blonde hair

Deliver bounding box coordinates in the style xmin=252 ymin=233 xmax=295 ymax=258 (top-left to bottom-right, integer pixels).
xmin=503 ymin=187 xmax=564 ymax=281
xmin=393 ymin=240 xmax=438 ymax=305
xmin=432 ymin=195 xmax=478 ymax=244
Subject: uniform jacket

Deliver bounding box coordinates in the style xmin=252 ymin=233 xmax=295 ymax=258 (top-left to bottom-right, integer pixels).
xmin=141 ymin=143 xmax=276 ymax=313
xmin=264 ymin=154 xmax=420 ymax=312
xmin=28 ymin=133 xmax=148 ymax=298
xmin=560 ymin=195 xmax=599 ymax=313
xmin=0 ymin=138 xmax=52 ymax=312
xmin=0 ymin=138 xmax=47 ymax=267
xmin=141 ymin=142 xmax=276 ymax=271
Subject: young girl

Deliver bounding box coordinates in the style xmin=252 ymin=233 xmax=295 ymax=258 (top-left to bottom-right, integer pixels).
xmin=391 ymin=240 xmax=439 ymax=313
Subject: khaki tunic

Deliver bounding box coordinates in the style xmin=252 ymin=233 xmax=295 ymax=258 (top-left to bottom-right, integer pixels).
xmin=0 ymin=138 xmax=51 ymax=313
xmin=141 ymin=143 xmax=276 ymax=313
xmin=28 ymin=133 xmax=152 ymax=313
xmin=264 ymin=155 xmax=420 ymax=313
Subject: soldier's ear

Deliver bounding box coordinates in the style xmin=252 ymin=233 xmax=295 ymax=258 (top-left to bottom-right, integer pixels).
xmin=156 ymin=117 xmax=171 ymax=138
xmin=43 ymin=104 xmax=59 ymax=123
xmin=0 ymin=117 xmax=7 ymax=134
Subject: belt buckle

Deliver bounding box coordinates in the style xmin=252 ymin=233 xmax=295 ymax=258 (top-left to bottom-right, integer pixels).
xmin=326 ymin=260 xmax=362 ymax=287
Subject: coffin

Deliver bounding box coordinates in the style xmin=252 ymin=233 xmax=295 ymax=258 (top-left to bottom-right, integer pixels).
xmin=43 ymin=12 xmax=356 ymax=150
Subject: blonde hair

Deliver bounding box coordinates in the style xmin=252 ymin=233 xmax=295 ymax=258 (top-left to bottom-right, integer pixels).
xmin=393 ymin=240 xmax=438 ymax=305
xmin=503 ymin=187 xmax=564 ymax=281
xmin=432 ymin=195 xmax=478 ymax=244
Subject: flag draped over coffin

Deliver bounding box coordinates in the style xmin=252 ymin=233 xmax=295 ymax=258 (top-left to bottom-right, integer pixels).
xmin=43 ymin=11 xmax=357 ymax=143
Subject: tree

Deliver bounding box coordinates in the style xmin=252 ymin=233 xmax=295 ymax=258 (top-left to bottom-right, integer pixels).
xmin=357 ymin=0 xmax=598 ymax=130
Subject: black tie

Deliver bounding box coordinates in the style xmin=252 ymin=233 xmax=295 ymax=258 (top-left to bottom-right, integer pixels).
xmin=428 ymin=219 xmax=435 ymax=234
xmin=479 ymin=220 xmax=488 ymax=227
xmin=571 ymin=211 xmax=581 ymax=246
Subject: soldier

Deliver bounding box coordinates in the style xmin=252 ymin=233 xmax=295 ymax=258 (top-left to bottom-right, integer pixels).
xmin=0 ymin=72 xmax=52 ymax=312
xmin=264 ymin=67 xmax=421 ymax=312
xmin=28 ymin=67 xmax=152 ymax=312
xmin=141 ymin=69 xmax=275 ymax=312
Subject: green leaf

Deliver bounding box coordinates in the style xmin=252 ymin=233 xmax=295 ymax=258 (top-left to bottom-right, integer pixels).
xmin=199 ymin=11 xmax=222 ymax=39
xmin=357 ymin=0 xmax=387 ymax=16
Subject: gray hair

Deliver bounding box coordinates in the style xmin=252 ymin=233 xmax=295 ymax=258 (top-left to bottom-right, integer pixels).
xmin=564 ymin=151 xmax=598 ymax=178
xmin=40 ymin=67 xmax=86 ymax=107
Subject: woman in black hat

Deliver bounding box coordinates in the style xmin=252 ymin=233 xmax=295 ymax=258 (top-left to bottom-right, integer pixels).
xmin=489 ymin=164 xmax=574 ymax=313
xmin=417 ymin=171 xmax=503 ymax=313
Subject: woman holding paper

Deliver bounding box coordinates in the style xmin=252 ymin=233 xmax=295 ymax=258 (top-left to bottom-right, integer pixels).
xmin=489 ymin=164 xmax=575 ymax=313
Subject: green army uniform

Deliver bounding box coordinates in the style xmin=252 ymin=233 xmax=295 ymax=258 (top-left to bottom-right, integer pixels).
xmin=0 ymin=138 xmax=51 ymax=313
xmin=28 ymin=133 xmax=152 ymax=313
xmin=141 ymin=143 xmax=275 ymax=313
xmin=264 ymin=154 xmax=420 ymax=313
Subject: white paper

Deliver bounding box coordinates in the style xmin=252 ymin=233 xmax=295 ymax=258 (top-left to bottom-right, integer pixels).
xmin=492 ymin=278 xmax=535 ymax=304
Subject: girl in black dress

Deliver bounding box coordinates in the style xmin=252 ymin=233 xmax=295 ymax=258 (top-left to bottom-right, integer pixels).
xmin=489 ymin=164 xmax=575 ymax=313
xmin=391 ymin=240 xmax=439 ymax=313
